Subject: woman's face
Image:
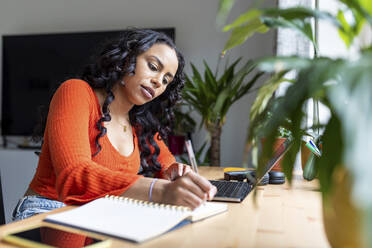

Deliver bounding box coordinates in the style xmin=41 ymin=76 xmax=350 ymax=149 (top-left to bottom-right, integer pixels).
xmin=121 ymin=43 xmax=179 ymax=106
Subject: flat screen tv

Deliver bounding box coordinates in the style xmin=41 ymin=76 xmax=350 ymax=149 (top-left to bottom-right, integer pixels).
xmin=1 ymin=28 xmax=175 ymax=139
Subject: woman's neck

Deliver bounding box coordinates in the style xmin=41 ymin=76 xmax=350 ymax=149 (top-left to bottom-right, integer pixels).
xmin=95 ymin=84 xmax=133 ymax=122
xmin=110 ymin=84 xmax=133 ymax=120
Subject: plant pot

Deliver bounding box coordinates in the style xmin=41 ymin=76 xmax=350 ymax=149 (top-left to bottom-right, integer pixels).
xmin=261 ymin=137 xmax=287 ymax=172
xmin=168 ymin=135 xmax=185 ymax=155
xmin=322 ymin=167 xmax=365 ymax=247
xmin=301 ymin=141 xmax=311 ymax=171
xmin=271 ymin=138 xmax=287 ymax=171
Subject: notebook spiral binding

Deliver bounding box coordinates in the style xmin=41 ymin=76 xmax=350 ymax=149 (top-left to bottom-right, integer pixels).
xmin=104 ymin=195 xmax=190 ymax=212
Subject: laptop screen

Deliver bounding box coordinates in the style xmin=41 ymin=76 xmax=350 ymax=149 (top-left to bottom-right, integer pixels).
xmin=253 ymin=138 xmax=293 ymax=186
xmin=184 ymin=137 xmax=292 ymax=185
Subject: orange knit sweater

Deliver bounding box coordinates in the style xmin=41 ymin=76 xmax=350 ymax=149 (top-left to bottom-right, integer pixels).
xmin=29 ymin=79 xmax=175 ymax=205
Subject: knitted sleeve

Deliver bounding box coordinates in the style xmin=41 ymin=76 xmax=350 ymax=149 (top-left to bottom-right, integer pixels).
xmin=46 ymin=80 xmax=142 ymax=205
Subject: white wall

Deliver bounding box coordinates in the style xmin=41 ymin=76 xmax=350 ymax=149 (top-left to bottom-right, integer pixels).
xmin=0 ymin=0 xmax=275 ymax=167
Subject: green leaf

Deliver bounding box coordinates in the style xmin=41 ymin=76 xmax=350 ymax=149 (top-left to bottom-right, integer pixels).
xmin=282 ymin=104 xmax=304 ymax=183
xmin=230 ymin=72 xmax=253 ymax=101
xmin=316 ymin=115 xmax=343 ymax=196
xmin=302 ymin=21 xmax=318 ymax=51
xmin=184 ymin=74 xmax=196 ymax=88
xmin=223 ymin=17 xmax=269 ymax=53
xmin=264 ymin=7 xmax=317 ymax=19
xmin=257 ymin=56 xmax=312 ymax=72
xmin=337 ymin=10 xmax=353 ymax=47
xmin=190 ymin=63 xmax=203 ymax=86
xmin=359 ymin=0 xmax=372 ymax=17
xmin=337 ymin=7 xmax=367 ymax=48
xmin=216 ymin=61 xmax=261 ymax=117
xmin=203 ymin=60 xmax=218 ymax=93
xmin=263 ymin=7 xmax=340 ymax=27
xmin=190 ymin=67 xmax=214 ymax=101
xmin=354 ymin=13 xmax=366 ymax=37
xmin=327 ymin=53 xmax=372 ymax=207
xmin=250 ymin=71 xmax=289 ymax=122
xmin=217 ymin=57 xmax=242 ymax=90
xmin=227 ymin=60 xmax=255 ymax=95
xmin=233 ymin=71 xmax=264 ymax=101
xmin=223 ymin=9 xmax=262 ymax=31
xmin=222 ymin=6 xmax=343 ymax=53
xmin=213 ymin=89 xmax=230 ymax=118
xmin=217 ymin=0 xmax=236 ymax=27
xmin=340 ymin=0 xmax=372 ymax=25
xmin=261 ymin=17 xmax=318 ymax=52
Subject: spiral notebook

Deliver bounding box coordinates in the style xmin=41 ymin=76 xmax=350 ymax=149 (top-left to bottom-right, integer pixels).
xmin=44 ymin=196 xmax=228 ymax=243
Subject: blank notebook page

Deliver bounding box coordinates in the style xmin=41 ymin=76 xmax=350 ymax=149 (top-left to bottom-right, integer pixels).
xmin=44 ymin=196 xmax=227 ymax=243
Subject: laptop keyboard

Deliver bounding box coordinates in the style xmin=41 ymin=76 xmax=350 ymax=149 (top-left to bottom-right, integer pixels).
xmin=209 ymin=180 xmax=252 ymax=199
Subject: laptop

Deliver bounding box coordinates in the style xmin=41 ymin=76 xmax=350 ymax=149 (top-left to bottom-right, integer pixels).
xmin=185 ymin=138 xmax=292 ymax=203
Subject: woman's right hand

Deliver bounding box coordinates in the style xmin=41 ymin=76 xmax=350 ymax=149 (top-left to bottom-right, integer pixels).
xmin=158 ymin=170 xmax=217 ymax=210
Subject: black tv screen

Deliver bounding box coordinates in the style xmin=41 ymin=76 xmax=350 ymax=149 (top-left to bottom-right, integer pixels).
xmin=1 ymin=28 xmax=175 ymax=136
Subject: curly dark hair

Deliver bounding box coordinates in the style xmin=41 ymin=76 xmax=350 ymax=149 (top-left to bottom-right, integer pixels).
xmin=81 ymin=28 xmax=185 ymax=177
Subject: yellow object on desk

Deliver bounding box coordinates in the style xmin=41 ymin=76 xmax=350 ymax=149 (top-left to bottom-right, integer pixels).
xmin=223 ymin=167 xmax=249 ymax=172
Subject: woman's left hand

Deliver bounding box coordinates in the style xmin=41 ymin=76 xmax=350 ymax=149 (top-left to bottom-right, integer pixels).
xmin=164 ymin=163 xmax=192 ymax=181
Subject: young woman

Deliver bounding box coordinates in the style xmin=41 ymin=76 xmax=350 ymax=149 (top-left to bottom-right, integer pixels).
xmin=12 ymin=29 xmax=217 ymax=223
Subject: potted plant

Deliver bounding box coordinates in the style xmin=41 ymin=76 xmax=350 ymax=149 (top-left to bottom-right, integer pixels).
xmin=251 ymin=46 xmax=372 ymax=248
xmin=219 ymin=0 xmax=372 ymax=246
xmin=244 ymin=105 xmax=294 ymax=171
xmin=183 ymin=58 xmax=264 ymax=166
xmin=269 ymin=124 xmax=293 ymax=172
xmin=247 ymin=57 xmax=320 ymax=177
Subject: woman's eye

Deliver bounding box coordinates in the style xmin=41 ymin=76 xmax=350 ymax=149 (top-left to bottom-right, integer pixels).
xmin=163 ymin=78 xmax=169 ymax=85
xmin=148 ymin=62 xmax=158 ymax=71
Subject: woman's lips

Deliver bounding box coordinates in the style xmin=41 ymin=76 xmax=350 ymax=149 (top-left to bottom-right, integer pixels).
xmin=140 ymin=85 xmax=154 ymax=99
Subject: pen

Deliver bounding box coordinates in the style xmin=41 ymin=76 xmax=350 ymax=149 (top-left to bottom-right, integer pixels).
xmin=309 ymin=139 xmax=321 ymax=155
xmin=184 ymin=139 xmax=199 ymax=174
xmin=305 ymin=140 xmax=321 ymax=157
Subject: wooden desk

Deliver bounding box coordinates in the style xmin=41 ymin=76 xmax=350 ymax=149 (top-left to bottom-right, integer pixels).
xmin=0 ymin=167 xmax=330 ymax=248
